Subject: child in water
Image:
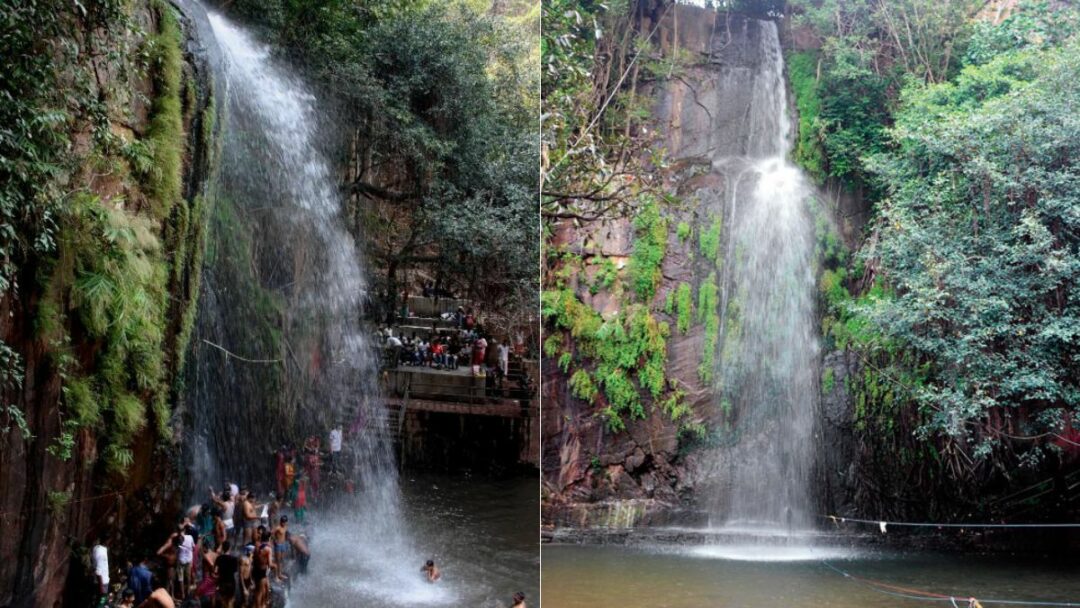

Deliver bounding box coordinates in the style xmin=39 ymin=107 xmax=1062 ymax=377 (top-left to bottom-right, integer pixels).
xmin=421 ymin=559 xmax=440 ymax=582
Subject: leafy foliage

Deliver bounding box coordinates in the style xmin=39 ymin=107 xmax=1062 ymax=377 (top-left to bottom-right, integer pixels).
xmin=541 ymin=0 xmax=664 ymax=222
xmin=627 ymin=197 xmax=668 ymax=302
xmin=2 ymin=0 xmax=200 ymax=474
xmin=698 ymin=214 xmax=722 ymax=263
xmin=786 ymin=0 xmax=974 ymax=187
xmin=675 ymin=282 xmax=693 ymax=334
xmin=542 ymin=288 xmax=672 ymax=431
xmin=860 ymin=41 xmax=1080 ymax=449
xmin=228 ymin=0 xmax=539 ymax=317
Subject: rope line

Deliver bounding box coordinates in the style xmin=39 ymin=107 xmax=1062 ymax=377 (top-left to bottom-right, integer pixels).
xmin=822 ymin=514 xmax=1080 ymax=529
xmin=0 ymin=491 xmax=125 ymax=520
xmin=201 ymin=339 xmax=282 ymax=364
xmin=818 ymin=558 xmax=1080 ymax=606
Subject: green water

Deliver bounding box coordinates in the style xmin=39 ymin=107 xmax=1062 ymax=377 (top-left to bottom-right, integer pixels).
xmin=542 ymin=543 xmax=1080 ymax=607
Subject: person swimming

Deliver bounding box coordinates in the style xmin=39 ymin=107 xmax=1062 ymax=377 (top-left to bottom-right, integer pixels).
xmin=420 ymin=559 xmax=440 ymax=583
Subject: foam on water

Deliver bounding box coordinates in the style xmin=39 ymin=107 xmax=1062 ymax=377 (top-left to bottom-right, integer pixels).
xmin=683 ymin=544 xmax=858 ymax=563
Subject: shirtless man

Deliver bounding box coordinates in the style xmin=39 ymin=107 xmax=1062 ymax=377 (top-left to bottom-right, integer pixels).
xmin=289 ymin=533 xmax=310 ymax=575
xmin=200 ymin=537 xmax=218 ymax=578
xmin=512 ymin=591 xmax=526 ymax=608
xmin=212 ymin=508 xmax=227 ymax=551
xmin=271 ymin=516 xmax=290 ymax=574
xmin=421 ymin=559 xmax=440 ymax=582
xmin=241 ymin=492 xmax=261 ymax=544
xmin=137 ymin=588 xmax=175 ymax=608
xmin=267 ymin=493 xmax=283 ymax=527
xmin=252 ymin=529 xmax=276 ymax=608
xmin=155 ymin=534 xmax=179 ymax=599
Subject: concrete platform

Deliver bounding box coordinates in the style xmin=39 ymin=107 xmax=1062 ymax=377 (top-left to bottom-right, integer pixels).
xmin=385 ymin=366 xmax=486 ymax=401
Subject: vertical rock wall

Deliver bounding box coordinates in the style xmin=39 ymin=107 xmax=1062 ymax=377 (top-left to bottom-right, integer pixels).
xmin=0 ymin=2 xmax=217 ymax=604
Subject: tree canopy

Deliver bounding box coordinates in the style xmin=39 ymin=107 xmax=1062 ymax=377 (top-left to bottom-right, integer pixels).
xmin=229 ymin=0 xmax=540 ymax=315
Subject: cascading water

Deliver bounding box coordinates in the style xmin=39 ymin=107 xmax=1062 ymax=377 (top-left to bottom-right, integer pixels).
xmin=181 ymin=6 xmax=453 ymax=604
xmin=696 ymin=16 xmax=821 ymax=552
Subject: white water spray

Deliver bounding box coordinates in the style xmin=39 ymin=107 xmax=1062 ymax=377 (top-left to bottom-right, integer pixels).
xmin=204 ymin=12 xmax=455 ymax=605
xmin=700 ymin=17 xmax=822 ymax=558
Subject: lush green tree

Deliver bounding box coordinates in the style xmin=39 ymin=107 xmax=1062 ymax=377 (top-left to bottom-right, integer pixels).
xmin=858 ymin=40 xmax=1080 ymax=463
xmin=786 ymin=0 xmax=975 ymax=187
xmin=224 ymin=0 xmax=539 ymax=316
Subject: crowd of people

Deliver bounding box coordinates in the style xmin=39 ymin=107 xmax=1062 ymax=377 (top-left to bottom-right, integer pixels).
xmin=90 ymin=476 xmax=316 ymax=608
xmin=85 ymin=429 xmax=354 ymax=608
xmin=86 ymin=437 xmax=530 ymax=608
xmin=380 ymin=301 xmax=521 ymax=382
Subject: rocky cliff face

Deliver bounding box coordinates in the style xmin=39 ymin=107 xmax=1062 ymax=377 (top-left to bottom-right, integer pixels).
xmin=542 ymin=4 xmax=866 ymax=529
xmin=0 ymin=2 xmax=216 ymax=604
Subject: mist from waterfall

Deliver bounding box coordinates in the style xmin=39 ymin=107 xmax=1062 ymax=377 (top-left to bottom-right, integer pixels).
xmin=183 ymin=9 xmax=450 ymax=604
xmin=706 ymin=18 xmax=819 ymax=534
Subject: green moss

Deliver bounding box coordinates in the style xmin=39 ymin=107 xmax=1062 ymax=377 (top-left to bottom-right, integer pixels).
xmin=590 ymin=257 xmax=619 ymax=295
xmin=697 ymin=272 xmax=718 ymax=324
xmin=628 ymin=197 xmax=668 ymax=302
xmin=660 ymin=387 xmax=691 ymax=421
xmin=675 ymin=282 xmax=693 ymax=334
xmin=698 ymin=214 xmax=722 ymax=264
xmin=112 ymin=392 xmax=148 ymax=437
xmin=543 ymin=289 xmax=672 ymax=432
xmin=787 ymin=50 xmax=826 ymax=183
xmin=542 ymin=333 xmax=563 ymax=357
xmin=63 ymin=377 xmax=101 ymax=427
xmin=47 ymin=491 xmax=71 ymax=515
xmin=697 ymin=272 xmax=720 ymax=383
xmin=558 ymin=352 xmax=572 ymax=372
xmin=822 ymin=367 xmax=836 ymax=394
xmin=144 ymin=0 xmax=185 ymax=221
xmin=569 ymin=369 xmax=598 ymax=402
xmin=676 ymin=221 xmax=691 ymax=241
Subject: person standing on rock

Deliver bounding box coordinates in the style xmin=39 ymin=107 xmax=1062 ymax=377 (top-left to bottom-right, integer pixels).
xmin=155 ymin=533 xmax=180 ymax=600
xmin=242 ymin=492 xmax=262 ymax=544
xmin=288 ymin=533 xmax=310 ymax=575
xmin=212 ymin=507 xmax=227 ymax=551
xmin=91 ymin=537 xmax=109 ymax=601
xmin=238 ymin=545 xmax=254 ymax=606
xmin=252 ymin=529 xmax=276 ymax=608
xmin=209 ymin=487 xmax=236 ymax=544
xmin=498 ymin=339 xmax=510 ymax=379
xmin=328 ymin=426 xmax=343 ymax=472
xmin=471 ymin=334 xmax=488 ymax=376
xmin=176 ymin=527 xmax=195 ymax=600
xmin=127 ymin=556 xmax=154 ymax=605
xmin=271 ymin=516 xmax=290 ymax=571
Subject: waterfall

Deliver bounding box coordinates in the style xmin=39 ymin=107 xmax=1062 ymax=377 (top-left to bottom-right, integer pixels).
xmin=180 ymin=7 xmax=451 ymax=604
xmin=705 ymin=18 xmax=819 ymax=534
